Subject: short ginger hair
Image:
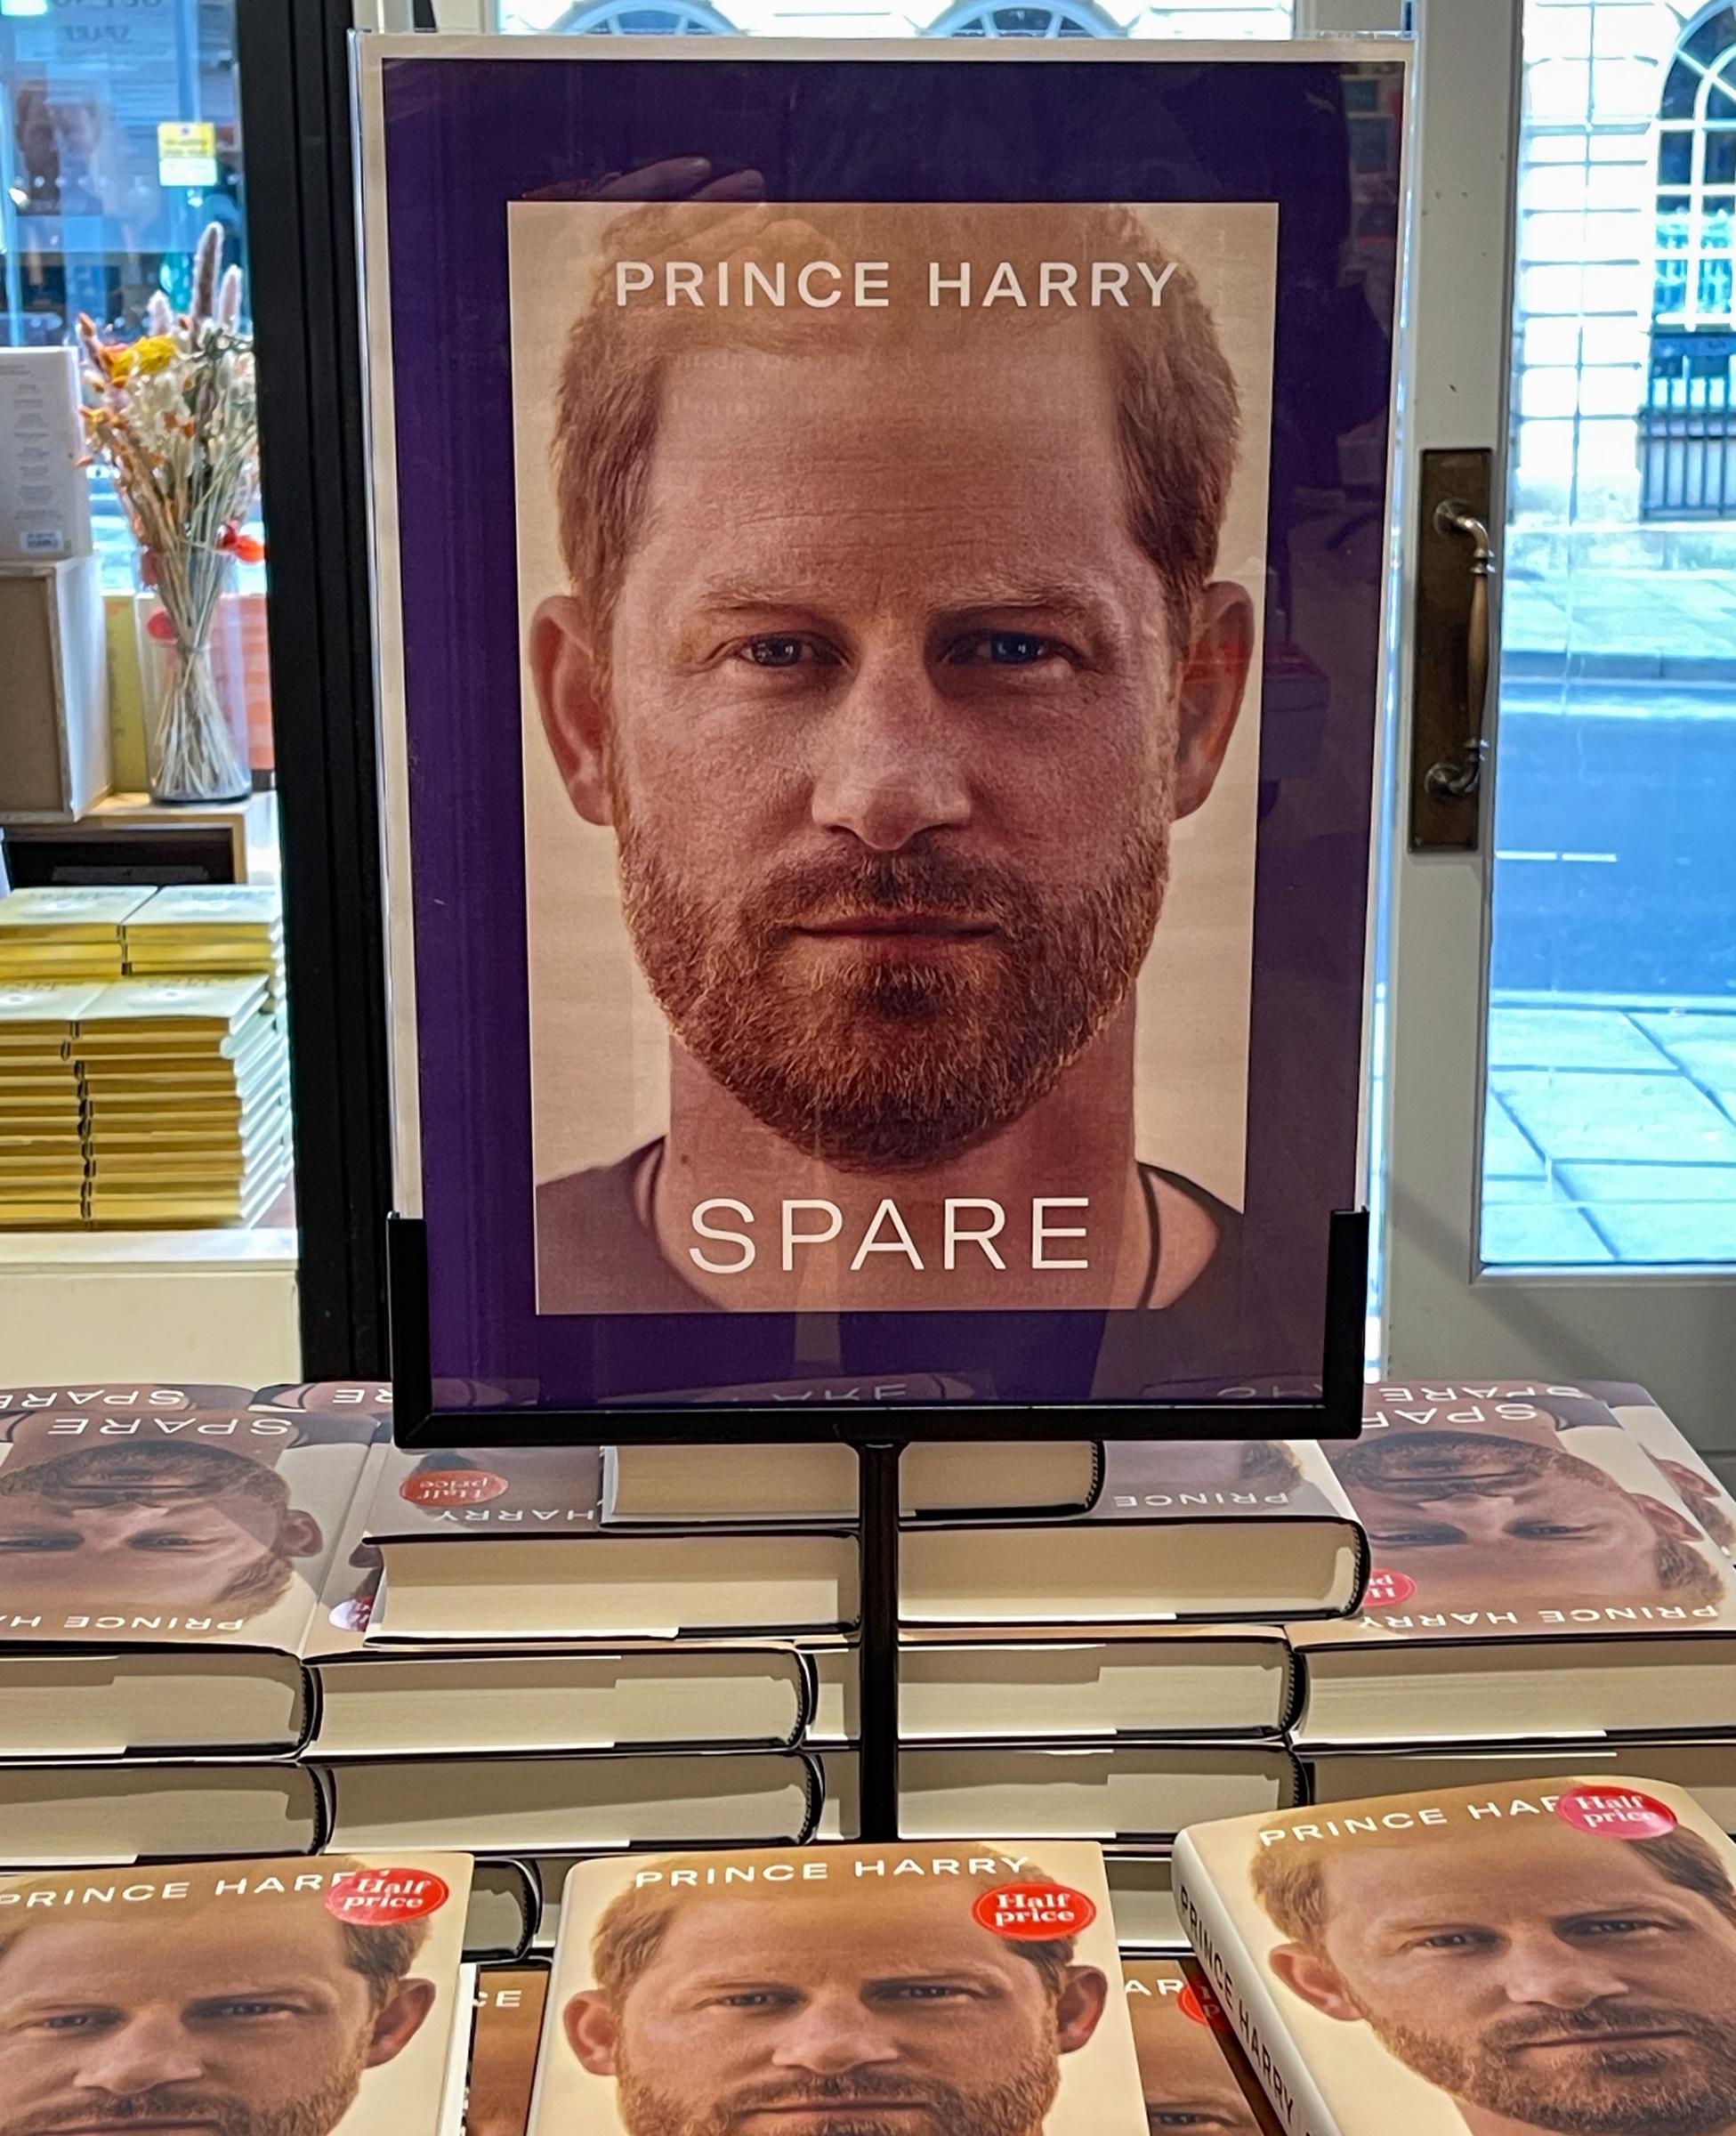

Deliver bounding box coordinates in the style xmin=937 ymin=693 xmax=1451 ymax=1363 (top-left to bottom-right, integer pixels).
xmin=552 ymin=199 xmax=1241 ymax=667
xmin=591 ymin=1849 xmax=1081 ymax=2005
xmin=1251 ymin=1821 xmax=1736 ymax=1955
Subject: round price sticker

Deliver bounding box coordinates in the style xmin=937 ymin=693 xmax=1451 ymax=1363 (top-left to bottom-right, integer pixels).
xmin=1364 ymin=1567 xmax=1417 ymax=1606
xmin=400 ymin=1468 xmax=509 ymax=1508
xmin=973 ymin=1883 xmax=1096 ymax=1940
xmin=1179 ymin=1981 xmax=1234 ymax=2032
xmin=1556 ymin=1788 xmax=1677 ymax=1841
xmin=327 ymin=1868 xmax=451 ymax=1925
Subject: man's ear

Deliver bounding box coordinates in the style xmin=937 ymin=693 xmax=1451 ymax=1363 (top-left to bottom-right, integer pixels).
xmin=532 ymin=594 xmax=614 ymax=827
xmin=1268 ymin=1944 xmax=1362 ymax=2024
xmin=365 ymin=1977 xmax=437 ymax=2067
xmin=565 ymin=1989 xmax=623 ymax=2076
xmin=280 ymin=1511 xmax=324 ymax=1559
xmin=1054 ymin=1965 xmax=1110 ymax=2054
xmin=1172 ymin=579 xmax=1255 ymax=821
xmin=1636 ymin=1493 xmax=1704 ymax=1545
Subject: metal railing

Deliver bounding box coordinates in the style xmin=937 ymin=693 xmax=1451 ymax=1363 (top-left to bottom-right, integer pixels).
xmin=1641 ymin=328 xmax=1736 ymax=519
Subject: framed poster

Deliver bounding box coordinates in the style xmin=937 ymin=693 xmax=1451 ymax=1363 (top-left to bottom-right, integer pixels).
xmin=358 ymin=36 xmax=1407 ymax=1429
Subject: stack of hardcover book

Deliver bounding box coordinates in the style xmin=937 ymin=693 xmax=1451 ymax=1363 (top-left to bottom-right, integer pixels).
xmin=0 ymin=886 xmax=291 ymax=1228
xmin=120 ymin=881 xmax=287 ymax=1009
xmin=1288 ymin=1380 xmax=1736 ymax=1818
xmin=0 ymin=982 xmax=93 ymax=1225
xmin=68 ymin=975 xmax=292 ymax=1226
xmin=0 ymin=886 xmax=145 ymax=981
xmin=807 ymin=1435 xmax=1365 ymax=1855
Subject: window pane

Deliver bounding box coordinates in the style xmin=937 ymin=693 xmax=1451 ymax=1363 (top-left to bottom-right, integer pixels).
xmin=1482 ymin=2 xmax=1736 ymax=1270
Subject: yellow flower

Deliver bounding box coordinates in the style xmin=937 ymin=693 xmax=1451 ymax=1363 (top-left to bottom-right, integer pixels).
xmin=132 ymin=336 xmax=176 ymax=376
xmin=108 ymin=345 xmax=137 ymax=380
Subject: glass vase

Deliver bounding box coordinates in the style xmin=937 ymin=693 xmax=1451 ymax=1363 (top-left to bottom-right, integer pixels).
xmin=137 ymin=554 xmax=252 ymax=805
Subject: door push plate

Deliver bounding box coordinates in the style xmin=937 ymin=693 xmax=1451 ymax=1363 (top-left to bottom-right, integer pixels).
xmin=1410 ymin=447 xmax=1497 ymax=853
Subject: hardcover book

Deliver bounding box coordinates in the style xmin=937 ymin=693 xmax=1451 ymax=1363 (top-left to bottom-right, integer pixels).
xmin=527 ymin=1841 xmax=1150 ymax=2135
xmin=812 ymin=1746 xmax=1301 ymax=1848
xmin=1105 ymin=1854 xmax=1187 ymax=1956
xmin=318 ymin=1750 xmax=824 ymax=1856
xmin=1125 ymin=1959 xmax=1281 ymax=2134
xmin=468 ymin=1964 xmax=551 ymax=2136
xmin=0 ymin=1758 xmax=327 ymax=1862
xmin=1365 ymin=1378 xmax=1736 ymax=1561
xmin=901 ymin=1441 xmax=1366 ymax=1627
xmin=1303 ymin=1738 xmax=1736 ymax=1831
xmin=0 ymin=1384 xmax=382 ymax=1754
xmin=1174 ymin=1775 xmax=1736 ymax=2136
xmin=601 ymin=1438 xmax=1103 ymax=1524
xmin=804 ymin=1625 xmax=1293 ymax=1748
xmin=359 ymin=1448 xmax=858 ymax=1644
xmin=0 ymin=1850 xmax=472 ymax=2136
xmin=1293 ymin=1399 xmax=1736 ymax=1744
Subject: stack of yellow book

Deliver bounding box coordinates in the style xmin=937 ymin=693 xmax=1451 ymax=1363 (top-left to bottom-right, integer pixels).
xmin=0 ymin=983 xmax=100 ymax=1226
xmin=70 ymin=976 xmax=292 ymax=1226
xmin=122 ymin=885 xmax=286 ymax=1008
xmin=0 ymin=887 xmax=153 ymax=982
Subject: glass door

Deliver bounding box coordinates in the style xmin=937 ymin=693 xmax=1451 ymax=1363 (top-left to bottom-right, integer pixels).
xmin=1380 ymin=0 xmax=1736 ymax=1440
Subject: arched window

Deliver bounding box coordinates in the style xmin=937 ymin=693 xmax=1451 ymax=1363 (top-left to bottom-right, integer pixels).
xmin=1644 ymin=6 xmax=1736 ymax=514
xmin=1656 ymin=5 xmax=1736 ymax=331
xmin=548 ymin=0 xmax=736 ymax=29
xmin=926 ymin=0 xmax=1121 ymax=35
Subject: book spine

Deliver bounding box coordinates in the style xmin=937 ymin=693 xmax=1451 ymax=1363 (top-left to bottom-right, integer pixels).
xmin=1171 ymin=1832 xmax=1345 ymax=2136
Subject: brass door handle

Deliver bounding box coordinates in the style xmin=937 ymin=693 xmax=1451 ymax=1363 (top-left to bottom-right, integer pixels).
xmin=1425 ymin=497 xmax=1496 ymax=801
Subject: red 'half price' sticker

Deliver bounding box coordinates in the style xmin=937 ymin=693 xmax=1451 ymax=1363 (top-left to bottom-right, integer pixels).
xmin=1364 ymin=1567 xmax=1417 ymax=1606
xmin=973 ymin=1883 xmax=1097 ymax=1940
xmin=400 ymin=1468 xmax=509 ymax=1508
xmin=1555 ymin=1788 xmax=1677 ymax=1841
xmin=327 ymin=1868 xmax=451 ymax=1925
xmin=1179 ymin=1981 xmax=1234 ymax=2032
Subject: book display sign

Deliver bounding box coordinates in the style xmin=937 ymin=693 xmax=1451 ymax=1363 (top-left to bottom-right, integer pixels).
xmin=357 ymin=36 xmax=1408 ymax=1428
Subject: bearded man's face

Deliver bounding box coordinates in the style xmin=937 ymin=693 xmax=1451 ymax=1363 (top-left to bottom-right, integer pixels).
xmin=572 ymin=1885 xmax=1084 ymax=2136
xmin=593 ymin=330 xmax=1188 ymax=1171
xmin=0 ymin=1913 xmax=396 ymax=2136
xmin=1300 ymin=1826 xmax=1736 ymax=2136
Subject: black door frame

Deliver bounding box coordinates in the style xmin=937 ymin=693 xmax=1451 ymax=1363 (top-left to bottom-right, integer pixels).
xmin=238 ymin=0 xmax=399 ymax=1374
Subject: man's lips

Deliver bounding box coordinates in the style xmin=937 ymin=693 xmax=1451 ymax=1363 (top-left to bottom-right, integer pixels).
xmin=1513 ymin=2029 xmax=1691 ymax=2052
xmin=795 ymin=914 xmax=995 ymax=939
xmin=741 ymin=2104 xmax=933 ymax=2116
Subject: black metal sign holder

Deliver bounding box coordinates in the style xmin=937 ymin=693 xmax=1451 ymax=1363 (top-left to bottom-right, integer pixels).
xmin=386 ymin=1207 xmax=1368 ymax=1841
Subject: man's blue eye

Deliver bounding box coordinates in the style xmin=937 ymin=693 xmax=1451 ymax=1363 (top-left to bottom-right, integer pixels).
xmin=988 ymin=633 xmax=1048 ymax=663
xmin=747 ymin=638 xmax=807 ymax=668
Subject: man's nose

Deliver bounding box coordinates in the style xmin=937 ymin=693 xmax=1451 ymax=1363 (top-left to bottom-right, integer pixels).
xmin=74 ymin=2013 xmax=206 ymax=2094
xmin=809 ymin=657 xmax=972 ymax=854
xmin=1415 ymin=1493 xmax=1514 ymax=1539
xmin=1500 ymin=1933 xmax=1630 ymax=2011
xmin=771 ymin=1994 xmax=901 ymax=2076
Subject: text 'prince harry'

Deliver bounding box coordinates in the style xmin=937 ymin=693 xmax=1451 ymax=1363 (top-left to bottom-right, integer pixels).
xmin=532 ymin=201 xmax=1256 ymax=1318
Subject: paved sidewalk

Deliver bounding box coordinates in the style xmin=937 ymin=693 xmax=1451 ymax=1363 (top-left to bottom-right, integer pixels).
xmin=1505 ymin=570 xmax=1736 ymax=685
xmin=1485 ymin=1000 xmax=1736 ymax=1265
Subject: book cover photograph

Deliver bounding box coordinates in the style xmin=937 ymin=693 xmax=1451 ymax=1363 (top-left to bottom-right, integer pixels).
xmin=0 ymin=1849 xmax=474 ymax=2136
xmin=0 ymin=1387 xmax=381 ymax=1648
xmin=1175 ymin=1776 xmax=1736 ymax=2136
xmin=1309 ymin=1393 xmax=1736 ymax=1637
xmin=513 ymin=196 xmax=1276 ymax=1330
xmin=1124 ymin=1959 xmax=1280 ymax=2135
xmin=528 ymin=1842 xmax=1149 ymax=2135
xmin=471 ymin=1964 xmax=552 ymax=2136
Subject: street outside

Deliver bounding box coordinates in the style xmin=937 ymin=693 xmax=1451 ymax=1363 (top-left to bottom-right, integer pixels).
xmin=1484 ymin=568 xmax=1736 ymax=1266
